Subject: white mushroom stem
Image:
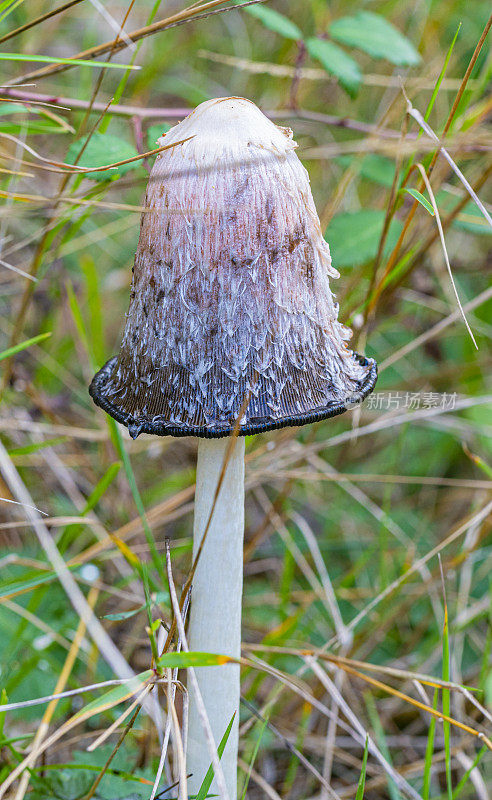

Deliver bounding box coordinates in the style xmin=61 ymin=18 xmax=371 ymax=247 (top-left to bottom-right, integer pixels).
xmin=186 ymin=436 xmax=245 ymax=800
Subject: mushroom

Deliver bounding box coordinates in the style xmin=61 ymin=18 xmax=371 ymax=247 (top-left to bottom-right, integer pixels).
xmin=90 ymin=97 xmax=377 ymax=799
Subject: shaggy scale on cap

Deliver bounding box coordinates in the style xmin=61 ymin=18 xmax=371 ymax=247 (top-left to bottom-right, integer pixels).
xmin=90 ymin=97 xmax=377 ymax=438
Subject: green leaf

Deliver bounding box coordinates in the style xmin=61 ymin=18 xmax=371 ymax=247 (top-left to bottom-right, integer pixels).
xmin=150 ymin=618 xmax=161 ymax=633
xmin=29 ymin=766 xmax=93 ymax=800
xmin=336 ymin=154 xmax=396 ymax=188
xmin=156 ymin=651 xmax=233 ymax=670
xmin=357 ymin=155 xmax=396 ymax=188
xmin=404 ymin=188 xmax=435 ymax=216
xmin=196 ymin=712 xmax=236 ymax=800
xmin=103 ymin=606 xmax=145 ymax=621
xmin=245 ymin=5 xmax=302 ymax=41
xmin=329 ymin=11 xmax=421 ymax=66
xmin=326 ymin=209 xmax=403 ymax=268
xmin=146 ymin=123 xmax=171 ymax=150
xmin=0 ymin=332 xmax=51 ymax=363
xmin=305 ymin=37 xmax=361 ymax=97
xmin=66 ymin=132 xmax=139 ymax=182
xmin=69 ymin=745 xmax=153 ymax=799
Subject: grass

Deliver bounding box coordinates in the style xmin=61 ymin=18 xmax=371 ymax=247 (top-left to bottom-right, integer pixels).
xmin=0 ymin=0 xmax=491 ymax=798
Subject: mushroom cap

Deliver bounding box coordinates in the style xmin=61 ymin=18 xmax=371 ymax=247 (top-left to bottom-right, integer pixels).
xmin=89 ymin=97 xmax=377 ymax=439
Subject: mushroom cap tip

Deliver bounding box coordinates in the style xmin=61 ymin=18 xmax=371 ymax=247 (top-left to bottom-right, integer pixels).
xmin=159 ymin=96 xmax=293 ymax=153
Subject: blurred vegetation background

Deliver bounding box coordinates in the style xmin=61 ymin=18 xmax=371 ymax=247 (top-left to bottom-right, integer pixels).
xmin=0 ymin=1 xmax=491 ymax=798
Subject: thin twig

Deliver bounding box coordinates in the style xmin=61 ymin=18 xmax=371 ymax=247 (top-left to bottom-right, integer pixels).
xmin=414 ymin=161 xmax=477 ymax=347
xmin=5 ymin=0 xmax=268 ymax=86
xmin=84 ymin=698 xmax=147 ymax=800
xmin=0 ymin=0 xmax=86 ymax=46
xmin=0 ymin=130 xmax=193 ymax=174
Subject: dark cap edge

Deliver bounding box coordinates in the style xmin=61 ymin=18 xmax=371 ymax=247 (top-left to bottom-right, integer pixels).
xmin=89 ymin=354 xmax=378 ymax=439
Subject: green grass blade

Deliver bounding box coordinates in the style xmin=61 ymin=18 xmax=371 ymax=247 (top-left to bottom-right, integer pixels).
xmin=451 ymin=744 xmax=487 ymax=798
xmin=0 ymin=0 xmax=25 ymax=23
xmin=282 ymin=700 xmax=310 ymax=793
xmin=422 ymin=689 xmax=439 ymax=799
xmin=0 ymin=53 xmax=140 ymax=69
xmin=239 ymin=709 xmax=271 ymax=800
xmin=401 ymin=21 xmax=461 ymax=185
xmin=0 ymin=0 xmax=16 ymax=14
xmin=478 ymin=591 xmax=492 ymax=690
xmin=81 ymin=462 xmax=121 ymax=515
xmin=279 ymin=546 xmax=296 ymax=618
xmin=157 ymin=651 xmax=234 ymax=670
xmin=57 ymin=461 xmax=120 ymax=553
xmin=66 ymin=279 xmax=95 ymax=369
xmin=425 ymin=22 xmax=462 ymax=123
xmin=365 ymin=692 xmax=400 ymax=800
xmin=404 ymin=188 xmax=435 ymax=216
xmin=356 ymin=736 xmax=370 ymax=800
xmin=442 ymin=600 xmax=453 ymax=799
xmin=196 ymin=712 xmax=236 ymax=800
xmin=109 ymin=418 xmax=166 ymax=584
xmin=80 ymin=256 xmax=105 ymax=365
xmin=0 ymin=689 xmax=7 ymax=740
xmin=239 ymin=722 xmax=267 ymax=800
xmin=0 ymin=332 xmax=51 ymax=363
xmin=0 ymin=568 xmax=76 ymax=600
xmin=8 ymin=437 xmax=68 ymax=456
xmin=142 ymin=563 xmax=159 ymax=664
xmin=463 ymin=445 xmax=492 ymax=479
